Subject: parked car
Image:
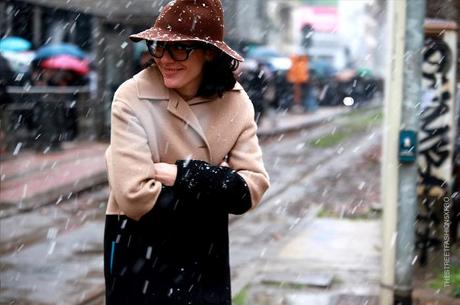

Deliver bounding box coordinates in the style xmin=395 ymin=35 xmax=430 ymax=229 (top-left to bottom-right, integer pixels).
xmin=317 ymin=67 xmax=383 ymax=107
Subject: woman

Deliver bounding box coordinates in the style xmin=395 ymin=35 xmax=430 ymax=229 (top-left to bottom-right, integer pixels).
xmin=104 ymin=0 xmax=270 ymax=304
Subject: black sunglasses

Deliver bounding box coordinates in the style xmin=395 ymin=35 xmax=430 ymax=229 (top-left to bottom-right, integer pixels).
xmin=146 ymin=41 xmax=204 ymax=61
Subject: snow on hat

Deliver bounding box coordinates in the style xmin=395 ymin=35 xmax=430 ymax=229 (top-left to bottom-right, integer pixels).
xmin=129 ymin=0 xmax=243 ymax=62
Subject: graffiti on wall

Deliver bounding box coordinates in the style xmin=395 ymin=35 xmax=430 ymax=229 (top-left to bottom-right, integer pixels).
xmin=418 ymin=37 xmax=454 ymax=197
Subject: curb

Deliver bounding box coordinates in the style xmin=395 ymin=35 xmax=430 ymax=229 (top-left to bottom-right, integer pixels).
xmin=258 ymin=114 xmax=337 ymax=137
xmin=0 ymin=171 xmax=107 ymax=219
xmin=257 ymin=108 xmax=348 ymax=137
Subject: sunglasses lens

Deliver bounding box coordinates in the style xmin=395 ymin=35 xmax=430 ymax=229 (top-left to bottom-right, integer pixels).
xmin=147 ymin=41 xmax=165 ymax=58
xmin=147 ymin=42 xmax=201 ymax=61
xmin=169 ymin=45 xmax=190 ymax=61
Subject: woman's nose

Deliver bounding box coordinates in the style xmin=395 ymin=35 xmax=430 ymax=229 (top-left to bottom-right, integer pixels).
xmin=160 ymin=50 xmax=175 ymax=63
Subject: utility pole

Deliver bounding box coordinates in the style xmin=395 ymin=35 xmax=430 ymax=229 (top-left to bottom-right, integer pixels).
xmin=395 ymin=0 xmax=425 ymax=304
xmin=380 ymin=0 xmax=426 ymax=304
xmin=380 ymin=0 xmax=406 ymax=302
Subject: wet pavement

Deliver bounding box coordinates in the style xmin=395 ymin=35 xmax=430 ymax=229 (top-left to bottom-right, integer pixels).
xmin=229 ymin=115 xmax=383 ymax=304
xmin=1 ymin=222 xmax=104 ymax=305
xmin=0 ymin=186 xmax=108 ymax=304
xmin=0 ymin=142 xmax=108 ymax=218
xmin=250 ymin=218 xmax=381 ymax=305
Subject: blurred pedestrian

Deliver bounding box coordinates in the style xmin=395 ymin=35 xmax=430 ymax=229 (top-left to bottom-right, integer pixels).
xmin=104 ymin=1 xmax=270 ymax=305
xmin=237 ymin=60 xmax=270 ymax=123
xmin=0 ymin=54 xmax=14 ymax=154
xmin=287 ymin=53 xmax=309 ymax=112
xmin=0 ymin=53 xmax=13 ymax=105
xmin=46 ymin=69 xmax=81 ymax=141
xmin=303 ymin=74 xmax=318 ymax=113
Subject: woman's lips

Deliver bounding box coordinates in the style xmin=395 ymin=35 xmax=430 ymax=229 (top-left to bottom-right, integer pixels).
xmin=162 ymin=67 xmax=183 ymax=75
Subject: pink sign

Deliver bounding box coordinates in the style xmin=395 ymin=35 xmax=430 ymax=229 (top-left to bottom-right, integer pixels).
xmin=295 ymin=6 xmax=338 ymax=33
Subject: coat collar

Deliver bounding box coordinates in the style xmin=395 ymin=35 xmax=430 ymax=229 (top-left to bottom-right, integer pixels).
xmin=134 ymin=66 xmax=169 ymax=100
xmin=133 ymin=65 xmax=244 ymax=164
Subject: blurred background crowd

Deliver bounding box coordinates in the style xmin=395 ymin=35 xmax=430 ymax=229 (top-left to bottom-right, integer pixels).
xmin=0 ymin=0 xmax=392 ymax=153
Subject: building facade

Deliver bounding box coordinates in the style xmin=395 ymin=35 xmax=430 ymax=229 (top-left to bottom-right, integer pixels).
xmin=2 ymin=0 xmax=269 ymax=141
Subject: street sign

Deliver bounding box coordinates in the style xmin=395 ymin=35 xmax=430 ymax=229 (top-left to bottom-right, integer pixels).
xmin=399 ymin=130 xmax=417 ymax=164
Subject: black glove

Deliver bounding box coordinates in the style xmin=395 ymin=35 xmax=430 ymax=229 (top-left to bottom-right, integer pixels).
xmin=173 ymin=160 xmax=252 ymax=215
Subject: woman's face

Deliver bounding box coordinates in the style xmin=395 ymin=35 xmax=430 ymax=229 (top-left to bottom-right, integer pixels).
xmin=153 ymin=42 xmax=212 ymax=100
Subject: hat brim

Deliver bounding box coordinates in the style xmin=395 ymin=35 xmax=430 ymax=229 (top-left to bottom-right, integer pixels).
xmin=129 ymin=28 xmax=244 ymax=62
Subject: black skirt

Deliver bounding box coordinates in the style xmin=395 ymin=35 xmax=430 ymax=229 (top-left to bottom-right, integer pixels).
xmin=104 ymin=187 xmax=232 ymax=305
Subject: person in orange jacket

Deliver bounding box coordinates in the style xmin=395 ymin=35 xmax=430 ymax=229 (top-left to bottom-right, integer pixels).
xmin=287 ymin=54 xmax=309 ymax=110
xmin=287 ymin=53 xmax=318 ymax=112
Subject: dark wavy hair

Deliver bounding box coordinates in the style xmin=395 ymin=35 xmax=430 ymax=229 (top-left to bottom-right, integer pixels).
xmin=197 ymin=45 xmax=240 ymax=98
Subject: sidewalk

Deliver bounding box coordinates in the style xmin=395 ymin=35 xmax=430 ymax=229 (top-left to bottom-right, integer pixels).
xmin=0 ymin=106 xmax=347 ymax=218
xmin=234 ymin=215 xmax=381 ymax=305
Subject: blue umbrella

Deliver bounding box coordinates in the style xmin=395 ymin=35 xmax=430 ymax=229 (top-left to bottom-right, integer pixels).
xmin=0 ymin=36 xmax=32 ymax=52
xmin=34 ymin=43 xmax=86 ymax=61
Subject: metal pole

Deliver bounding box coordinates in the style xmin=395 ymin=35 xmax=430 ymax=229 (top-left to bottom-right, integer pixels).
xmin=380 ymin=0 xmax=406 ymax=304
xmin=395 ymin=0 xmax=426 ymax=304
xmin=0 ymin=2 xmax=6 ymax=37
xmin=32 ymin=6 xmax=42 ymax=48
xmin=91 ymin=16 xmax=107 ymax=140
xmin=6 ymin=3 xmax=14 ymax=37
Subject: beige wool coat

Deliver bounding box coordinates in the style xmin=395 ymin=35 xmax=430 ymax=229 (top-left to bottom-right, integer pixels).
xmin=105 ymin=65 xmax=270 ymax=220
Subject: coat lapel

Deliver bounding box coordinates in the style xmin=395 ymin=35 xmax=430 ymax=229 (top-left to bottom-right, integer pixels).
xmin=167 ymin=92 xmax=212 ymax=161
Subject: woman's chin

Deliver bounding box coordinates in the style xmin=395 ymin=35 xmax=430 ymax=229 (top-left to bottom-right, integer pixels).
xmin=163 ymin=79 xmax=181 ymax=89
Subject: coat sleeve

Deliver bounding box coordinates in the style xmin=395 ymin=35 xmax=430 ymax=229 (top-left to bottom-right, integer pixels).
xmin=226 ymin=98 xmax=270 ymax=209
xmin=106 ymin=97 xmax=163 ymax=221
xmin=173 ymin=96 xmax=270 ymax=215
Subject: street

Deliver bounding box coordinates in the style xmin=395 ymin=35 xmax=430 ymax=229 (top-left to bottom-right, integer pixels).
xmin=0 ymin=106 xmax=383 ymax=305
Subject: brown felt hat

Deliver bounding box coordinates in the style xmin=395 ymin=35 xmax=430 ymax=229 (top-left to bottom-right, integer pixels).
xmin=129 ymin=0 xmax=243 ymax=62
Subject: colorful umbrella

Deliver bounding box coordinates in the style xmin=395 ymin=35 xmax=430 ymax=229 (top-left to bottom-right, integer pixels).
xmin=34 ymin=43 xmax=86 ymax=61
xmin=1 ymin=51 xmax=35 ymax=73
xmin=41 ymin=55 xmax=90 ymax=76
xmin=0 ymin=36 xmax=32 ymax=52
